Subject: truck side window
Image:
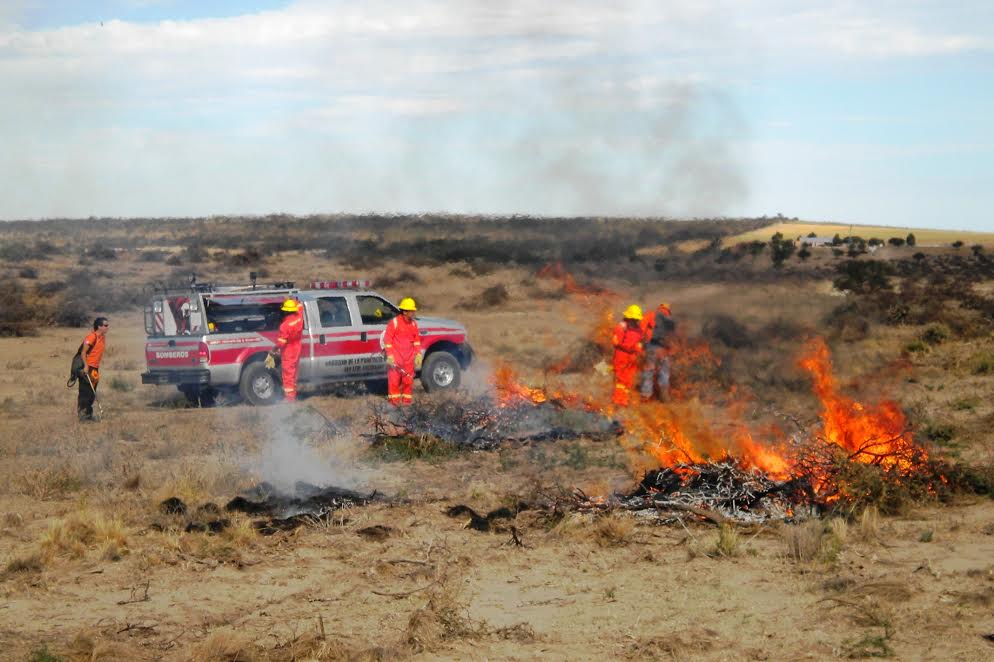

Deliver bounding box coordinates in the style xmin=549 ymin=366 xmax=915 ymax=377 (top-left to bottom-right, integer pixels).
xmin=317 ymin=296 xmax=351 ymax=328
xmin=356 ymin=296 xmax=398 ymax=325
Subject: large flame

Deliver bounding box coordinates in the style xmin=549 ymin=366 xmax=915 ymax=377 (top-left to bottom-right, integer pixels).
xmin=797 ymin=337 xmax=922 ymax=474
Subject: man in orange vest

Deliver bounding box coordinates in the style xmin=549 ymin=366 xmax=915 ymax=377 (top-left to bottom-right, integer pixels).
xmin=640 ymin=302 xmax=675 ymax=402
xmin=78 ymin=317 xmax=109 ymax=421
xmin=611 ymin=305 xmax=644 ymax=407
xmin=382 ymin=297 xmax=423 ymax=406
xmin=274 ymin=299 xmax=304 ymax=402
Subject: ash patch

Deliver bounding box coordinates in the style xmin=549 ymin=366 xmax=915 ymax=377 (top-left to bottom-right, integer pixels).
xmin=225 ymin=481 xmax=387 ymax=535
xmin=372 ymin=396 xmax=622 ymax=450
xmin=578 ymin=462 xmax=814 ymax=524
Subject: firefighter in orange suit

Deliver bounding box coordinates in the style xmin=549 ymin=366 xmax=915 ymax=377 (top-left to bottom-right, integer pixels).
xmin=275 ymin=298 xmax=304 ymax=402
xmin=611 ymin=305 xmax=644 ymax=407
xmin=383 ymin=297 xmax=422 ymax=406
xmin=78 ymin=317 xmax=109 ymax=420
xmin=641 ymin=303 xmax=675 ymax=402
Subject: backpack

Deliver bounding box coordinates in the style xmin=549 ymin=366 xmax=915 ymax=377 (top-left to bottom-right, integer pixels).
xmin=67 ymin=344 xmax=84 ymax=387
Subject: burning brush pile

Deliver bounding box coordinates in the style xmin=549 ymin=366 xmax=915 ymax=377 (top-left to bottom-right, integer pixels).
xmin=370 ymin=366 xmax=621 ymax=450
xmin=572 ymin=337 xmax=950 ymax=523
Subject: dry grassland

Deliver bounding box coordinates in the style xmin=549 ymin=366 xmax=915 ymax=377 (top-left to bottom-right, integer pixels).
xmin=726 ymin=221 xmax=994 ymax=247
xmin=1 ymin=216 xmax=994 ymax=660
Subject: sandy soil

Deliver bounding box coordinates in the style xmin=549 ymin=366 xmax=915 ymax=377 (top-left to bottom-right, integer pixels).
xmin=2 ymin=260 xmax=994 ymax=661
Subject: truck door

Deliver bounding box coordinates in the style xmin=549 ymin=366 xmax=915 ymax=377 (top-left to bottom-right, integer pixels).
xmin=354 ymin=294 xmax=398 ymax=378
xmin=310 ymin=294 xmax=364 ymax=380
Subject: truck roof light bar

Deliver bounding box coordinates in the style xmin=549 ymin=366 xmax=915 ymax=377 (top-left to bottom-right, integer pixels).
xmin=310 ymin=280 xmax=372 ymax=289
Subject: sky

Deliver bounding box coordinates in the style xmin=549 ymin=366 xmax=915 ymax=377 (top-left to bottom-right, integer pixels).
xmin=1 ymin=1 xmax=992 ymax=231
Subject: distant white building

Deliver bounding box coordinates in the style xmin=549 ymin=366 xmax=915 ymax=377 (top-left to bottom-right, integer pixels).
xmin=798 ymin=236 xmax=836 ymax=247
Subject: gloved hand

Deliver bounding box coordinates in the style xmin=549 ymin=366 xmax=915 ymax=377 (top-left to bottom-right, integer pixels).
xmin=264 ymin=352 xmax=276 ymax=370
xmin=385 ymin=355 xmax=396 ymax=367
xmin=414 ymin=353 xmax=423 ymax=370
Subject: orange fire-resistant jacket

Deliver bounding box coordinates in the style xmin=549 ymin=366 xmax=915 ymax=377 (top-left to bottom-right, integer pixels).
xmin=612 ymin=322 xmax=644 ymax=373
xmin=383 ymin=315 xmax=421 ymax=370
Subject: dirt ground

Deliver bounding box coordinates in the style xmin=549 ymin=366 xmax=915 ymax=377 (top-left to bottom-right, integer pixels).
xmin=2 ymin=248 xmax=994 ymax=661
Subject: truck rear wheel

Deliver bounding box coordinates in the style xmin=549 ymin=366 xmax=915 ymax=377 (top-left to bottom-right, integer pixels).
xmin=420 ymin=351 xmax=461 ymax=393
xmin=240 ymin=362 xmax=281 ymax=405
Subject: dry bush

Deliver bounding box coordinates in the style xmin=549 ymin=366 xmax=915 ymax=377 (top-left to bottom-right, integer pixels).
xmin=406 ymin=584 xmax=486 ymax=654
xmin=14 ymin=465 xmax=87 ymax=500
xmin=457 ymin=284 xmax=510 ymax=311
xmin=376 ymin=268 xmax=423 ymax=288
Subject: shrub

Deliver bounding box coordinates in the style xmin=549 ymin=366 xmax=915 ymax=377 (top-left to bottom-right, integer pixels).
xmin=904 ymin=340 xmax=928 ymax=354
xmin=906 ymin=233 xmax=916 ymax=246
xmin=0 ymin=283 xmax=39 ymax=336
xmin=138 ymin=249 xmax=170 ymax=262
xmin=702 ymin=315 xmax=754 ymax=348
xmin=952 ymin=240 xmax=964 ymax=248
xmin=83 ymin=245 xmax=117 ymax=261
xmin=18 ymin=266 xmax=38 ymax=279
xmin=920 ymin=324 xmax=950 ymax=345
xmin=833 ymin=260 xmax=893 ymax=292
xmin=797 ymin=246 xmax=811 ymax=261
xmin=377 ymin=269 xmax=423 ymax=287
xmin=769 ymin=232 xmax=795 ymax=268
xmin=458 ymin=284 xmax=509 ymax=310
xmin=887 ymin=237 xmax=905 ymax=246
xmin=971 ymin=350 xmax=994 ymax=375
xmin=924 ymin=422 xmax=955 ymax=446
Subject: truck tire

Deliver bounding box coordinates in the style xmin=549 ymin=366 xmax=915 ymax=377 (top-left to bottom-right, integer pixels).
xmin=420 ymin=351 xmax=461 ymax=393
xmin=240 ymin=362 xmax=281 ymax=405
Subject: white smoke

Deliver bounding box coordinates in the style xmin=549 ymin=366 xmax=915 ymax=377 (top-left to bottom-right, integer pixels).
xmin=250 ymin=406 xmax=369 ymax=494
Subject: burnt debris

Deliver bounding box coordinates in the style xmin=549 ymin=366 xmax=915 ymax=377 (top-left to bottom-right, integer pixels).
xmin=371 ymin=395 xmax=622 ymax=450
xmin=577 ymin=462 xmax=814 ymax=524
xmin=225 ymin=481 xmax=387 ymax=535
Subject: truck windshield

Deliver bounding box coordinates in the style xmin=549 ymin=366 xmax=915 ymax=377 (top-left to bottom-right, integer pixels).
xmin=204 ymin=299 xmax=285 ymax=334
xmin=146 ymin=295 xmax=205 ymax=336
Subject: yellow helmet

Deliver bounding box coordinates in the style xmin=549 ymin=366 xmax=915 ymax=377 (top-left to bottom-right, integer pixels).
xmin=623 ymin=304 xmax=643 ymax=321
xmin=398 ymin=297 xmax=417 ymax=311
xmin=281 ymin=298 xmax=300 ymax=312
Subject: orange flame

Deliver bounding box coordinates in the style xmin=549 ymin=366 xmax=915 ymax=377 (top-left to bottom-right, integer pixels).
xmin=536 ymin=262 xmax=616 ymax=298
xmin=798 ymin=337 xmax=922 ymax=473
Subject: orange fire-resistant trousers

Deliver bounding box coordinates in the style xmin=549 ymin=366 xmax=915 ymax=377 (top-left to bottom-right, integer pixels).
xmin=612 ymin=354 xmax=639 ymax=406
xmin=281 ymin=342 xmax=301 ymax=402
xmin=387 ymin=361 xmax=415 ymax=406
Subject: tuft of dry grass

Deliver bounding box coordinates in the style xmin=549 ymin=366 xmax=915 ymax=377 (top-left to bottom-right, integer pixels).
xmin=783 ymin=518 xmax=847 ymax=564
xmin=857 ymin=506 xmax=880 ymax=543
xmin=40 ymin=511 xmax=128 ymax=561
xmin=591 ymin=513 xmax=635 ymax=547
xmin=4 ymin=551 xmax=45 ymax=575
xmin=186 ymin=628 xmax=258 ymax=662
xmin=222 ymin=514 xmax=257 ymax=548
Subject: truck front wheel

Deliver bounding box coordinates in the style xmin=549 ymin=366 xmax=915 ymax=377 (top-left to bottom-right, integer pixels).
xmin=420 ymin=351 xmax=461 ymax=393
xmin=240 ymin=362 xmax=281 ymax=405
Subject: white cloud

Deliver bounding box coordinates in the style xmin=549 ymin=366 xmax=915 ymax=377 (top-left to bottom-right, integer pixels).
xmin=0 ymin=1 xmax=991 ymax=220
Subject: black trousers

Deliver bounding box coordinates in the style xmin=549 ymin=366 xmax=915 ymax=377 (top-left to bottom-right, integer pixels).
xmin=77 ymin=368 xmax=97 ymax=418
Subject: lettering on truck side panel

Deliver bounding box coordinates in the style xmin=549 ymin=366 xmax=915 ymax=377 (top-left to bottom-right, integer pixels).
xmin=325 ymin=357 xmax=384 ymax=367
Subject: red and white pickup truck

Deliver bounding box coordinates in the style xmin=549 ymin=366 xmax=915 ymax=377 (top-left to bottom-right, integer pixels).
xmin=141 ymin=279 xmax=473 ymax=405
